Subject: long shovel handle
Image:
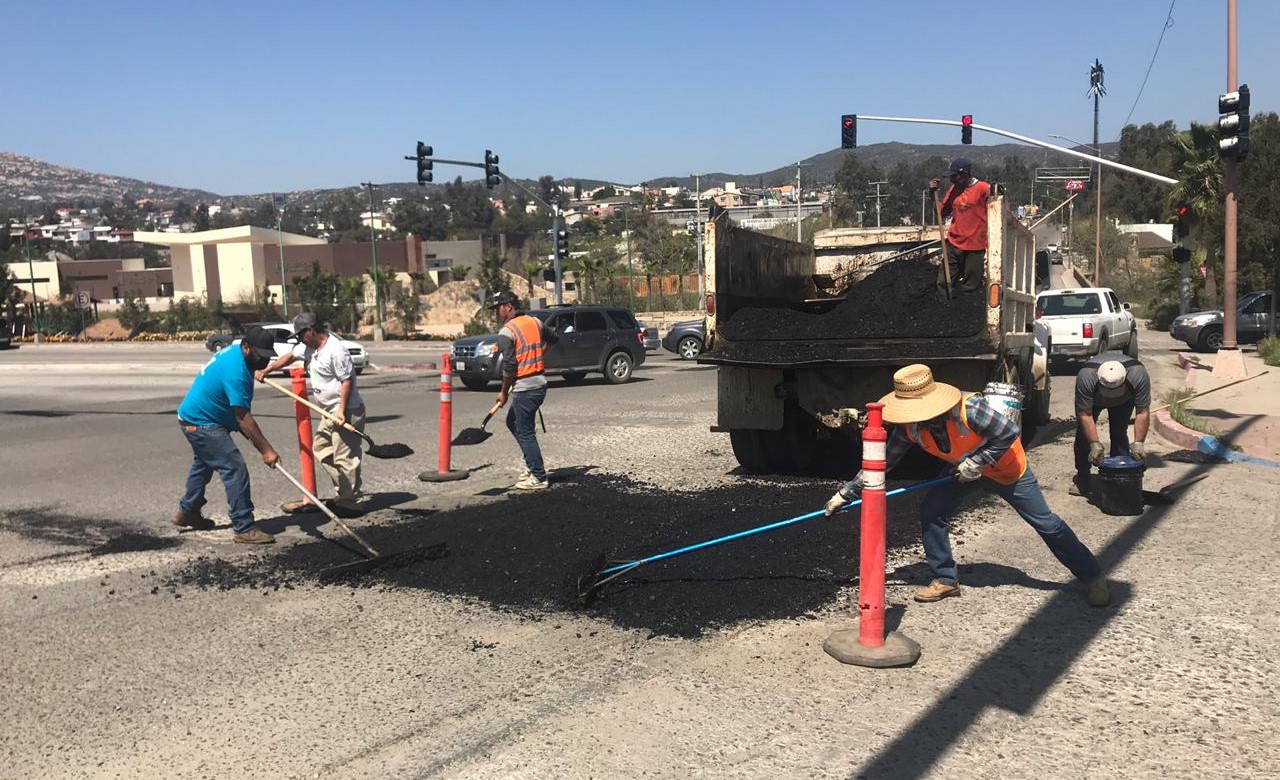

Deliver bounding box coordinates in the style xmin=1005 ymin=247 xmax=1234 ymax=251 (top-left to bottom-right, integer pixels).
xmin=274 ymin=463 xmax=381 ymax=558
xmin=1150 ymin=370 xmax=1268 ymax=413
xmin=599 ymin=475 xmax=954 ymax=578
xmin=932 ymin=188 xmax=953 ymax=297
xmin=262 ymin=377 xmax=374 ymax=448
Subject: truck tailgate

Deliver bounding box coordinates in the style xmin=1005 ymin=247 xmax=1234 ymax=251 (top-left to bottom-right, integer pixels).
xmin=1041 ymin=315 xmax=1089 ymax=346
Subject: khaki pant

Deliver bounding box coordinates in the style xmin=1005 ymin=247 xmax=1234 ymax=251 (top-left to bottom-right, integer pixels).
xmin=314 ymin=405 xmax=365 ymax=502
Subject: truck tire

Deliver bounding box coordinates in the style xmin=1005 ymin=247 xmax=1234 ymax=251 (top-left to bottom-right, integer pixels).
xmin=1027 ymin=383 xmax=1051 ymax=427
xmin=1124 ymin=327 xmax=1139 ymax=358
xmin=1093 ymin=330 xmax=1109 ymax=357
xmin=730 ymin=429 xmax=773 ymax=474
xmin=1195 ymin=326 xmax=1223 ymax=353
xmin=771 ymin=404 xmax=818 ymax=474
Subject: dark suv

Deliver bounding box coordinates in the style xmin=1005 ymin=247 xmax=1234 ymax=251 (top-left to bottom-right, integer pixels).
xmin=450 ymin=305 xmax=647 ymax=390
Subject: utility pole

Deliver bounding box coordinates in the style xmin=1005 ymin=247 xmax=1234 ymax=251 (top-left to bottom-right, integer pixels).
xmin=1214 ymin=0 xmax=1245 ymax=378
xmin=24 ymin=227 xmax=40 ymax=343
xmin=275 ymin=194 xmax=289 ymax=313
xmin=794 ymin=164 xmax=802 ymax=242
xmin=625 ymin=209 xmax=635 ymax=312
xmin=551 ymin=206 xmax=564 ymax=306
xmin=361 ymin=181 xmax=384 ymax=342
xmin=1088 ymin=59 xmax=1106 ymax=283
xmin=692 ymin=172 xmax=704 ymax=304
xmin=868 ymin=181 xmax=889 ymax=228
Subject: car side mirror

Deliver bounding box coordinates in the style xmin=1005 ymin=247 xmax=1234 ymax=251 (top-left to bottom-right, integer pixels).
xmin=1122 ymin=302 xmax=1132 ymax=310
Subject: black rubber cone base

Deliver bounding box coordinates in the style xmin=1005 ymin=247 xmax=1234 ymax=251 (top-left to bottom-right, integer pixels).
xmin=824 ymin=629 xmax=921 ymax=668
xmin=418 ymin=469 xmax=470 ymax=483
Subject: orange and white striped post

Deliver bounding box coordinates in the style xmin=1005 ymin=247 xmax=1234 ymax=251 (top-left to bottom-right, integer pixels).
xmin=418 ymin=351 xmax=470 ymax=482
xmin=290 ymin=365 xmax=317 ymax=505
xmin=823 ymin=401 xmax=921 ymax=668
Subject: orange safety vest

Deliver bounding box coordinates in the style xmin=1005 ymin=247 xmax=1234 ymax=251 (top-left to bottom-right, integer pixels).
xmin=905 ymin=393 xmax=1027 ymax=485
xmin=500 ymin=314 xmax=546 ymax=379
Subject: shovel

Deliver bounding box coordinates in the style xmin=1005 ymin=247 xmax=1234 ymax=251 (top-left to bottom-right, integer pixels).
xmin=452 ymin=400 xmax=503 ymax=446
xmin=932 ymin=187 xmax=954 ymax=299
xmin=261 ymin=377 xmax=413 ymax=459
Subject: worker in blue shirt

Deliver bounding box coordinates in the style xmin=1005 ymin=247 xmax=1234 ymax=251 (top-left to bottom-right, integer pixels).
xmin=174 ymin=326 xmax=281 ymax=543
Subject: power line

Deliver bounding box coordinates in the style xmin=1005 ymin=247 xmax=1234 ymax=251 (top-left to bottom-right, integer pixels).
xmin=1118 ymin=0 xmax=1177 ymax=135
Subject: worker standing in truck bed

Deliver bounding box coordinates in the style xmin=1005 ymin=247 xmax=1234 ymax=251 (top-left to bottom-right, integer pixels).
xmin=930 ymin=157 xmax=991 ymax=296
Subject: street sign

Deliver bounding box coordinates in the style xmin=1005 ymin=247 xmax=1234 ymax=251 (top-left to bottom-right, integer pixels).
xmin=75 ymin=291 xmax=91 ymax=310
xmin=1064 ymin=180 xmax=1086 ymax=192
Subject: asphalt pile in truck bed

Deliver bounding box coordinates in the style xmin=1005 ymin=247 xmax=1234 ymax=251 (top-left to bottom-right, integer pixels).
xmin=164 ymin=473 xmax=990 ymax=638
xmin=719 ymin=254 xmax=987 ymax=343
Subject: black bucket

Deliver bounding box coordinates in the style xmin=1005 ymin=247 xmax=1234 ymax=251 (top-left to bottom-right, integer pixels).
xmin=1094 ymin=455 xmax=1146 ymax=516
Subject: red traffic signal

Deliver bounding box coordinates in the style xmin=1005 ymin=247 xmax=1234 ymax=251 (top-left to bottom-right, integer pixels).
xmin=840 ymin=114 xmax=857 ymax=149
xmin=961 ymin=115 xmax=973 ymax=145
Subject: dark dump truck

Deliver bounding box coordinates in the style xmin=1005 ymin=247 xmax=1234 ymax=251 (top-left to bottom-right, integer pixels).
xmin=700 ymin=196 xmax=1050 ymax=475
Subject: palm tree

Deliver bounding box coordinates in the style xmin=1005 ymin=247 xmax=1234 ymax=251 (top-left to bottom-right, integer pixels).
xmin=522 ymin=260 xmax=542 ymax=298
xmin=1170 ymin=123 xmax=1225 ymax=305
xmin=336 ymin=278 xmax=365 ymax=333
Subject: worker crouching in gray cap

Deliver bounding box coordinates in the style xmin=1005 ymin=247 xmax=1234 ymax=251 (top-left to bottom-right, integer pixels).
xmin=1070 ymin=353 xmax=1151 ymax=497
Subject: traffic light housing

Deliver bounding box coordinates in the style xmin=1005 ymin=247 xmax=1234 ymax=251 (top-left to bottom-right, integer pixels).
xmin=555 ymin=228 xmax=569 ymax=257
xmin=484 ymin=150 xmax=501 ymax=189
xmin=961 ymin=115 xmax=973 ymax=145
xmin=840 ymin=114 xmax=857 ymax=149
xmin=1172 ymin=201 xmax=1195 ymax=238
xmin=1218 ymin=84 xmax=1250 ymax=160
xmin=1171 ymin=247 xmax=1192 ymax=264
xmin=415 ymin=141 xmax=433 ymax=185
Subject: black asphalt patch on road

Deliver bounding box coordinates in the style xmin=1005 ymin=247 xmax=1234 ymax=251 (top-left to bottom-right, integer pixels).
xmin=165 ymin=474 xmax=976 ymax=638
xmin=88 ymin=533 xmax=182 ymax=556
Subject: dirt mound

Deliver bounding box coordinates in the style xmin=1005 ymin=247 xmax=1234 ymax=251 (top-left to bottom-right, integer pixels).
xmin=163 ymin=472 xmax=981 ymax=638
xmin=720 ymin=255 xmax=986 ymax=342
xmin=83 ymin=318 xmax=131 ymax=341
xmin=421 ymin=281 xmax=482 ymax=332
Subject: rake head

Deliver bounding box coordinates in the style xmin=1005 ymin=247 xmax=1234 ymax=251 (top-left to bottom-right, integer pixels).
xmin=575 ymin=552 xmax=609 ymax=607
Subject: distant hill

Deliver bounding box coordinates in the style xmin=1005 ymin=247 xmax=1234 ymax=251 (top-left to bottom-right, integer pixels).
xmin=0 ymin=153 xmax=219 ymax=211
xmin=1 ymin=141 xmax=1119 ymax=212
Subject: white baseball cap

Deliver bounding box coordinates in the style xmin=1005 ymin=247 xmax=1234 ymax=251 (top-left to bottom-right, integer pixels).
xmin=1097 ymin=360 xmax=1127 ymax=389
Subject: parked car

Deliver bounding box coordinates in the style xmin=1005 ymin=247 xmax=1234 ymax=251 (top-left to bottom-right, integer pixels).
xmin=1171 ymin=291 xmax=1274 ymax=352
xmin=206 ymin=321 xmax=369 ymax=373
xmin=1035 ymin=288 xmax=1138 ymax=361
xmin=1049 ymin=250 xmax=1064 ymax=265
xmin=450 ymin=305 xmax=647 ymax=390
xmin=661 ymin=318 xmax=705 ymax=360
xmin=638 ymin=322 xmax=660 ymax=351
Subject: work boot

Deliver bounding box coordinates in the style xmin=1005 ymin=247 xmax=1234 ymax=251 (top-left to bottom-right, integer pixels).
xmin=514 ymin=474 xmax=549 ymax=491
xmin=173 ymin=509 xmax=215 ymax=531
xmin=1068 ymin=474 xmax=1092 ymax=497
xmin=233 ymin=527 xmax=275 ymax=545
xmin=1086 ymin=578 xmax=1112 ymax=608
xmin=913 ymin=580 xmax=962 ymax=603
xmin=280 ymin=499 xmax=321 ymax=514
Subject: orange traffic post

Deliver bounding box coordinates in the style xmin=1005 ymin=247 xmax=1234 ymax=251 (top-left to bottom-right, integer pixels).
xmin=418 ymin=351 xmax=470 ymax=482
xmin=289 ymin=365 xmax=319 ymax=508
xmin=824 ymin=402 xmax=921 ymax=668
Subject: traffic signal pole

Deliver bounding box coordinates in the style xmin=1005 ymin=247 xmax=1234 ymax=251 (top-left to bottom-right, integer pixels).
xmin=853 ymin=115 xmax=1178 ymax=186
xmin=1214 ymin=0 xmax=1246 ymax=379
xmin=551 ymin=209 xmax=564 ymax=306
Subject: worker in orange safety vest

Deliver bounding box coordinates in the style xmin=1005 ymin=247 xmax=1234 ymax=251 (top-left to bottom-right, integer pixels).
xmin=491 ymin=291 xmax=558 ymax=490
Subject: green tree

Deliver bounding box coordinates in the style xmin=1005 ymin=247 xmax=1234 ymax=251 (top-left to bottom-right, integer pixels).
xmin=390 ymin=284 xmax=425 ymax=336
xmin=392 ymin=197 xmax=449 ymax=240
xmin=521 ymin=260 xmax=543 ymax=298
xmin=117 ymin=294 xmax=151 ymax=330
xmin=478 ymin=248 xmax=512 ymax=302
xmin=291 ymin=263 xmax=340 ymax=325
xmin=366 ymin=266 xmax=396 ymax=322
xmin=0 ymin=263 xmax=23 ymax=325
xmin=336 ymin=277 xmax=366 ymax=334
xmin=592 ymin=185 xmax=617 ymax=201
xmin=452 ymin=264 xmax=471 ymax=281
xmin=1169 ymin=122 xmax=1225 ymax=305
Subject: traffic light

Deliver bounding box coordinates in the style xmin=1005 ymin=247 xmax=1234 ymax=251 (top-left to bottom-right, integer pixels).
xmin=1171 ymin=247 xmax=1192 ymax=264
xmin=484 ymin=150 xmax=501 ymax=189
xmin=840 ymin=114 xmax=857 ymax=149
xmin=555 ymin=228 xmax=569 ymax=257
xmin=415 ymin=141 xmax=433 ymax=185
xmin=1218 ymin=84 xmax=1250 ymax=160
xmin=1172 ymin=201 xmax=1195 ymax=238
xmin=961 ymin=115 xmax=973 ymax=145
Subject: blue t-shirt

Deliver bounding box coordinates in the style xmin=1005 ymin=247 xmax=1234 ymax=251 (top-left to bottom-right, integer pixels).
xmin=177 ymin=346 xmax=254 ymax=430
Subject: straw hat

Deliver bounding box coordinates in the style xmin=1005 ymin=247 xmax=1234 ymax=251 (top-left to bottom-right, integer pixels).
xmin=878 ymin=364 xmax=963 ymax=424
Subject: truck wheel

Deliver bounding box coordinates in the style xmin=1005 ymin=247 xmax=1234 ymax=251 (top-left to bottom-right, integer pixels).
xmin=1124 ymin=327 xmax=1139 ymax=357
xmin=1195 ymin=326 xmax=1223 ymax=353
xmin=1093 ymin=330 xmax=1109 ymax=357
xmin=1027 ymin=384 xmax=1051 ymax=427
xmin=604 ymin=351 xmax=634 ymax=384
xmin=460 ymin=377 xmax=490 ymax=391
xmin=771 ymin=404 xmax=818 ymax=474
xmin=730 ymin=429 xmax=773 ymax=474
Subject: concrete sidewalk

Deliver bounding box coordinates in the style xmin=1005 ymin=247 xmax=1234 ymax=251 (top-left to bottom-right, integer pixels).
xmin=1167 ymin=349 xmax=1279 ymax=463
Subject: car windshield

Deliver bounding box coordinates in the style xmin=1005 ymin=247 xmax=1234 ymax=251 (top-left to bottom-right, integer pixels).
xmin=1039 ymin=293 xmax=1101 ymax=315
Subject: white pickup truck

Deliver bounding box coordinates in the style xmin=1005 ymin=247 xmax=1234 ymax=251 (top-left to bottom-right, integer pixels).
xmin=1035 ymin=287 xmax=1138 ymax=362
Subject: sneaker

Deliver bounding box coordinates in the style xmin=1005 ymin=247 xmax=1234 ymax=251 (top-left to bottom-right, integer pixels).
xmin=516 ymin=460 xmax=531 ymax=481
xmin=513 ymin=474 xmax=549 ymax=491
xmin=233 ymin=527 xmax=276 ymax=545
xmin=1086 ymin=578 xmax=1112 ymax=607
xmin=173 ymin=509 xmax=215 ymax=531
xmin=913 ymin=580 xmax=962 ymax=603
xmin=1068 ymin=475 xmax=1091 ymax=497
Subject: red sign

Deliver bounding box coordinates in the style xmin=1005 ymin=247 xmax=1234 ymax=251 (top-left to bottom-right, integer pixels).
xmin=1064 ymin=180 xmax=1086 ymax=192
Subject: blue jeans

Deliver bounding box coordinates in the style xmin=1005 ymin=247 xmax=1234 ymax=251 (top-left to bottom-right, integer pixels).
xmin=919 ymin=465 xmax=1101 ymax=585
xmin=506 ymin=387 xmax=546 ymax=480
xmin=179 ymin=423 xmax=255 ymax=532
xmin=1075 ymin=399 xmax=1134 ymax=478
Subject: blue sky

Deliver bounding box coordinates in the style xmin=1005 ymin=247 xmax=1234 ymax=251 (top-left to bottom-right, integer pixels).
xmin=3 ymin=0 xmax=1275 ymax=195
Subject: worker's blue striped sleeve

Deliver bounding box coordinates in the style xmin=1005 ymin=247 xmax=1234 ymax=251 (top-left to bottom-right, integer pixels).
xmin=964 ymin=395 xmax=1019 ymax=466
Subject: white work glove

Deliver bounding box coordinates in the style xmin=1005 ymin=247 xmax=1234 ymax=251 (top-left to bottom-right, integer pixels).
xmin=1088 ymin=441 xmax=1106 ymax=466
xmin=955 ymin=457 xmax=984 ymax=483
xmin=1130 ymin=441 xmax=1146 ymax=463
xmin=824 ymin=492 xmax=847 ymax=517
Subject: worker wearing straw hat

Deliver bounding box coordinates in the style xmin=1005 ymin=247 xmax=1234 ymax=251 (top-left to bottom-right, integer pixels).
xmin=825 ymin=364 xmax=1110 ymax=607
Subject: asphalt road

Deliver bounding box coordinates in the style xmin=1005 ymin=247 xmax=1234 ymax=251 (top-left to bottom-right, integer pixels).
xmin=2 ymin=310 xmax=1275 ymax=778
